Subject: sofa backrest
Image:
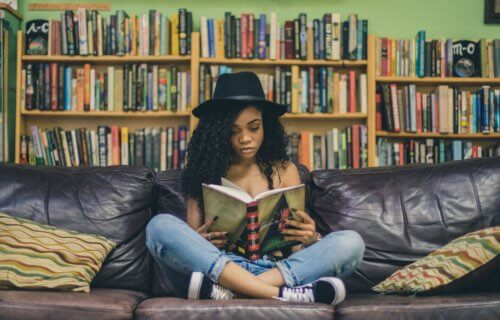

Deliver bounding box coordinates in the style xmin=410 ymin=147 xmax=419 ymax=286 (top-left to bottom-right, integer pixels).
xmin=0 ymin=165 xmax=156 ymax=293
xmin=151 ymin=163 xmax=312 ymax=296
xmin=310 ymin=156 xmax=500 ymax=293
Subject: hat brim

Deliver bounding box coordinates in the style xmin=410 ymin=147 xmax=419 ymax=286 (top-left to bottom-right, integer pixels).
xmin=192 ymin=98 xmax=288 ymax=118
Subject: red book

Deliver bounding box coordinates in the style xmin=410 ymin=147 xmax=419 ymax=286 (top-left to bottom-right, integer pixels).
xmin=248 ymin=14 xmax=254 ymax=58
xmin=111 ymin=126 xmax=120 ymax=165
xmin=399 ymin=143 xmax=405 ymax=165
xmin=381 ymin=37 xmax=388 ymax=76
xmin=241 ymin=14 xmax=248 ymax=59
xmin=349 ymin=71 xmax=357 ymax=113
xmin=416 ymin=92 xmax=422 ymax=133
xmin=352 ymin=124 xmax=360 ymax=169
xmin=284 ymin=21 xmax=294 ymax=59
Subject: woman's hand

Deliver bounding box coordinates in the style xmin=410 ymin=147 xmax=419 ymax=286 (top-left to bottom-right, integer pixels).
xmin=196 ymin=216 xmax=229 ymax=249
xmin=282 ymin=209 xmax=320 ymax=247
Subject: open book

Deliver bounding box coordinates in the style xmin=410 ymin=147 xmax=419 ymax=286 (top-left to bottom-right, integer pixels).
xmin=202 ymin=178 xmax=305 ymax=260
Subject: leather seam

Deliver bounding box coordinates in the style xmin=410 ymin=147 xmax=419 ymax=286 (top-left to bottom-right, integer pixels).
xmin=137 ymin=305 xmax=332 ymax=312
xmin=467 ymin=166 xmax=485 ymax=228
xmin=339 ymin=301 xmax=500 ymax=313
xmin=0 ymin=302 xmax=133 ymax=313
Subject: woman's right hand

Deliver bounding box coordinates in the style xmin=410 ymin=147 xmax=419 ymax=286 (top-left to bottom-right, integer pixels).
xmin=196 ymin=216 xmax=229 ymax=249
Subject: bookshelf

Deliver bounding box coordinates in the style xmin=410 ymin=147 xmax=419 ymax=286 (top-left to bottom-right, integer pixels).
xmin=373 ymin=35 xmax=500 ymax=166
xmin=14 ymin=28 xmax=377 ymax=167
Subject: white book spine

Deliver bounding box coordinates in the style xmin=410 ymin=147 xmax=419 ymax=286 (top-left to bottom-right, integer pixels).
xmin=269 ymin=13 xmax=277 ymax=60
xmin=331 ymin=13 xmax=341 ymax=60
xmin=91 ymin=130 xmax=99 ymax=167
xmin=71 ymin=130 xmax=80 ymax=166
xmin=200 ymin=16 xmax=208 ymax=58
xmin=90 ymin=69 xmax=96 ymax=111
xmin=78 ymin=8 xmax=88 ymax=55
xmin=360 ymin=73 xmax=367 ymax=113
xmin=160 ymin=130 xmax=167 ymax=171
xmin=107 ymin=66 xmax=114 ymax=111
xmin=106 ymin=133 xmax=112 ymax=166
xmin=97 ymin=14 xmax=103 ymax=56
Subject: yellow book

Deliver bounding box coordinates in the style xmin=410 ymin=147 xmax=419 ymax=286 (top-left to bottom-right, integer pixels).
xmin=121 ymin=127 xmax=129 ymax=165
xmin=215 ymin=19 xmax=225 ymax=58
xmin=171 ymin=13 xmax=179 ymax=56
xmin=131 ymin=15 xmax=137 ymax=56
xmin=291 ymin=66 xmax=299 ymax=113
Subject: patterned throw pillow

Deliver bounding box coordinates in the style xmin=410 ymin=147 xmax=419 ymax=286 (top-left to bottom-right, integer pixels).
xmin=372 ymin=226 xmax=499 ymax=295
xmin=0 ymin=211 xmax=116 ymax=293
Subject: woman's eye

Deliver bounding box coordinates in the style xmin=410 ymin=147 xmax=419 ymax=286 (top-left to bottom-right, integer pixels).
xmin=250 ymin=127 xmax=259 ymax=132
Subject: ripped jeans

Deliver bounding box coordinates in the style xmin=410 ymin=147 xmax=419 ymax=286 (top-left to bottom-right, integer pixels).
xmin=146 ymin=214 xmax=365 ymax=298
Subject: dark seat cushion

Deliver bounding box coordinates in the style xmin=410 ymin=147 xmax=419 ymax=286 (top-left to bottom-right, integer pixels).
xmin=0 ymin=165 xmax=156 ymax=292
xmin=335 ymin=292 xmax=500 ymax=320
xmin=135 ymin=298 xmax=333 ymax=320
xmin=0 ymin=289 xmax=147 ymax=320
xmin=310 ymin=157 xmax=500 ymax=292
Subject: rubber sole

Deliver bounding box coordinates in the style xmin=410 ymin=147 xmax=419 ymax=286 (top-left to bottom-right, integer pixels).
xmin=318 ymin=277 xmax=346 ymax=306
xmin=187 ymin=272 xmax=204 ymax=300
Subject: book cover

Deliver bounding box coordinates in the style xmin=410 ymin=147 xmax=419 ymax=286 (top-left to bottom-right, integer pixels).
xmin=203 ymin=179 xmax=305 ymax=260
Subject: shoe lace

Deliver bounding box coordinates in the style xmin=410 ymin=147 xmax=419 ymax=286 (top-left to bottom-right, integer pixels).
xmin=210 ymin=284 xmax=235 ymax=300
xmin=278 ymin=285 xmax=315 ymax=303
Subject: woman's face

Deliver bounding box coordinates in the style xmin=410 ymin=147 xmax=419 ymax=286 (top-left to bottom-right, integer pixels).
xmin=230 ymin=106 xmax=264 ymax=163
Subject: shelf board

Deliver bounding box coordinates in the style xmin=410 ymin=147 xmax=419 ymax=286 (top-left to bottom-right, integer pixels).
xmin=21 ymin=110 xmax=191 ymax=117
xmin=377 ymin=131 xmax=500 ymax=139
xmin=282 ymin=112 xmax=367 ymax=119
xmin=376 ymin=76 xmax=500 ymax=84
xmin=199 ymin=57 xmax=367 ymax=67
xmin=0 ymin=4 xmax=23 ymax=20
xmin=22 ymin=55 xmax=191 ymax=63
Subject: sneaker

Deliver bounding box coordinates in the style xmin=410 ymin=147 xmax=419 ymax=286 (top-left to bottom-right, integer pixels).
xmin=275 ymin=277 xmax=346 ymax=306
xmin=187 ymin=272 xmax=235 ymax=300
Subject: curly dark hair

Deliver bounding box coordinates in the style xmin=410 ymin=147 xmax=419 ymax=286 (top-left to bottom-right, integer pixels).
xmin=181 ymin=104 xmax=290 ymax=210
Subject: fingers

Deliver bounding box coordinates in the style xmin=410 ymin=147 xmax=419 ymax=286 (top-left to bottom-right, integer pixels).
xmin=207 ymin=231 xmax=229 ymax=239
xmin=210 ymin=239 xmax=229 ymax=248
xmin=283 ymin=236 xmax=303 ymax=242
xmin=285 ymin=219 xmax=310 ymax=230
xmin=197 ymin=216 xmax=218 ymax=233
xmin=293 ymin=209 xmax=314 ymax=224
xmin=282 ymin=228 xmax=314 ymax=237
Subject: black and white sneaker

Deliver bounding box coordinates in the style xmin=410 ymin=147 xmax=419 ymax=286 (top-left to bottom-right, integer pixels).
xmin=187 ymin=272 xmax=235 ymax=300
xmin=275 ymin=277 xmax=346 ymax=306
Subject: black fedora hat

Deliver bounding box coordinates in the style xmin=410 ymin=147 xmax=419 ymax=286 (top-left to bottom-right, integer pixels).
xmin=192 ymin=71 xmax=287 ymax=118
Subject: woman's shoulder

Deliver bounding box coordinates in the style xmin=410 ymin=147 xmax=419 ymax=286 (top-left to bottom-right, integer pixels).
xmin=276 ymin=162 xmax=301 ymax=188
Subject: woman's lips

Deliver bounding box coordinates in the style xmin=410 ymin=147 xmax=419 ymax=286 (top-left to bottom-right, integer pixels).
xmin=240 ymin=147 xmax=254 ymax=154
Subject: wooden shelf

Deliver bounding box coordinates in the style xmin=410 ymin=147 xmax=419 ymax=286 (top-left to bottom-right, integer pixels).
xmin=282 ymin=113 xmax=367 ymax=120
xmin=376 ymin=76 xmax=500 ymax=84
xmin=0 ymin=4 xmax=23 ymax=20
xmin=377 ymin=131 xmax=500 ymax=139
xmin=22 ymin=55 xmax=191 ymax=63
xmin=199 ymin=57 xmax=367 ymax=67
xmin=21 ymin=110 xmax=191 ymax=117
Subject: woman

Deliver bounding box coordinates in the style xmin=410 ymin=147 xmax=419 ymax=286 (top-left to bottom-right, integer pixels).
xmin=146 ymin=71 xmax=365 ymax=306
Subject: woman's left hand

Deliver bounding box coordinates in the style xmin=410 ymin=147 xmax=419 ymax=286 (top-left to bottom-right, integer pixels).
xmin=281 ymin=209 xmax=320 ymax=247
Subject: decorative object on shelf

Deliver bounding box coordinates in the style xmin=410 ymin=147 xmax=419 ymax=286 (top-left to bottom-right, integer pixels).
xmin=452 ymin=40 xmax=481 ymax=77
xmin=0 ymin=0 xmax=17 ymax=10
xmin=484 ymin=0 xmax=500 ymax=24
xmin=25 ymin=19 xmax=49 ymax=55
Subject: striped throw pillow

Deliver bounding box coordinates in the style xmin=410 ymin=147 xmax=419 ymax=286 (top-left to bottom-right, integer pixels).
xmin=372 ymin=226 xmax=499 ymax=295
xmin=0 ymin=211 xmax=116 ymax=293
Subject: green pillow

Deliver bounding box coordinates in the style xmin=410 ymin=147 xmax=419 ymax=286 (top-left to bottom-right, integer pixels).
xmin=372 ymin=226 xmax=499 ymax=295
xmin=0 ymin=211 xmax=116 ymax=293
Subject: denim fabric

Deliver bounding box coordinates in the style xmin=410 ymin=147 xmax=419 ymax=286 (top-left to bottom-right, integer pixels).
xmin=146 ymin=213 xmax=365 ymax=295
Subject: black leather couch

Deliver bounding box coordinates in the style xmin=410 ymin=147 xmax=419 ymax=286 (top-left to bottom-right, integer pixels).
xmin=0 ymin=157 xmax=499 ymax=320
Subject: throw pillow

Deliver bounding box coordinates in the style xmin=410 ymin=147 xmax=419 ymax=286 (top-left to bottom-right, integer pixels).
xmin=372 ymin=226 xmax=499 ymax=295
xmin=0 ymin=211 xmax=117 ymax=293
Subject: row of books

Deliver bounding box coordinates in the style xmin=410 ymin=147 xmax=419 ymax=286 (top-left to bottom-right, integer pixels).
xmin=377 ymin=138 xmax=500 ymax=166
xmin=22 ymin=63 xmax=190 ymax=112
xmin=376 ymin=84 xmax=500 ymax=134
xmin=26 ymin=8 xmax=192 ymax=56
xmin=200 ymin=65 xmax=367 ymax=114
xmin=0 ymin=28 xmax=6 ymax=163
xmin=201 ymin=12 xmax=367 ymax=60
xmin=376 ymin=32 xmax=500 ymax=77
xmin=287 ymin=125 xmax=368 ymax=170
xmin=20 ymin=125 xmax=189 ymax=171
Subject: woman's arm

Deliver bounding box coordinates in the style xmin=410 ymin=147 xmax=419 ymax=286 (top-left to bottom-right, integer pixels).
xmin=187 ymin=197 xmax=203 ymax=230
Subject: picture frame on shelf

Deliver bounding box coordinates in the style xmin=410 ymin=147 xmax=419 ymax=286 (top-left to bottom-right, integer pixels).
xmin=484 ymin=0 xmax=500 ymax=24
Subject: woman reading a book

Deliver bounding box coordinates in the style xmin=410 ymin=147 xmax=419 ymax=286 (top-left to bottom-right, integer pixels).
xmin=146 ymin=72 xmax=365 ymax=306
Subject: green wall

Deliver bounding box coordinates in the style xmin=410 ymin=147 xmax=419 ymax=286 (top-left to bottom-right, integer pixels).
xmin=20 ymin=0 xmax=500 ymax=40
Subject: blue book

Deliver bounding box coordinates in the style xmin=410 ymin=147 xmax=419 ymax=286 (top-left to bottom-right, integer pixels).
xmin=419 ymin=31 xmax=426 ymax=77
xmin=208 ymin=19 xmax=214 ymax=58
xmin=495 ymin=90 xmax=500 ymax=132
xmin=64 ymin=67 xmax=72 ymax=110
xmin=258 ymin=14 xmax=266 ymax=59
xmin=439 ymin=140 xmax=445 ymax=163
xmin=356 ymin=19 xmax=363 ymax=60
xmin=148 ymin=72 xmax=153 ymax=111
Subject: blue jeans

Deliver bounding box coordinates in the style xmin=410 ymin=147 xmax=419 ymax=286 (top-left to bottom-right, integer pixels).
xmin=146 ymin=214 xmax=365 ymax=298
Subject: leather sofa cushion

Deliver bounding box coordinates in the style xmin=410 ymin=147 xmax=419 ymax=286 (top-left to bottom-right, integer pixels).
xmin=0 ymin=165 xmax=156 ymax=292
xmin=335 ymin=292 xmax=500 ymax=320
xmin=310 ymin=157 xmax=500 ymax=292
xmin=0 ymin=289 xmax=147 ymax=320
xmin=135 ymin=298 xmax=333 ymax=320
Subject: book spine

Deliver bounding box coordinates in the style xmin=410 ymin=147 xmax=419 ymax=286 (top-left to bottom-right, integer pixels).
xmin=246 ymin=201 xmax=260 ymax=261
